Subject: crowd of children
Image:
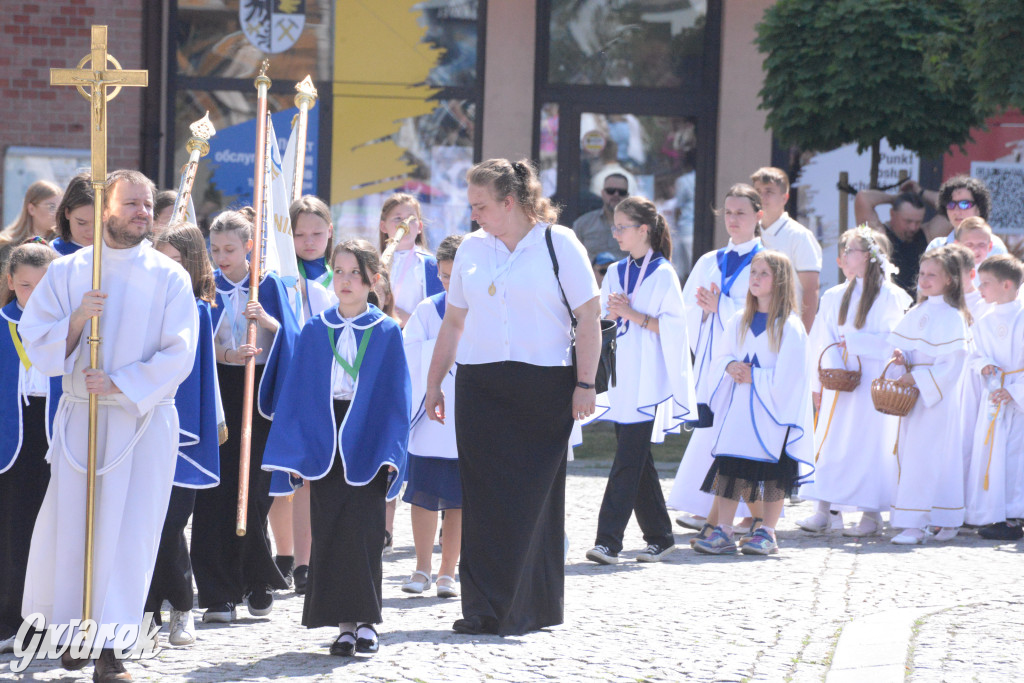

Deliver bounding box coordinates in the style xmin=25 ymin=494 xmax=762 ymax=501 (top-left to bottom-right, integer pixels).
xmin=1 ymin=164 xmax=1022 ymax=666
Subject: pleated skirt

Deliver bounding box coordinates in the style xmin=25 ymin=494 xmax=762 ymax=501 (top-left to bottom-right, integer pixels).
xmin=455 ymin=361 xmax=574 ymax=636
xmin=302 ymin=400 xmax=388 ymax=627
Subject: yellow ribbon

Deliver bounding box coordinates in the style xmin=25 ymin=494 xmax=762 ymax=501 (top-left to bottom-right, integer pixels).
xmin=8 ymin=321 xmax=30 ymax=370
xmin=982 ymin=368 xmax=1024 ymax=491
xmin=814 ymin=346 xmax=849 ymax=461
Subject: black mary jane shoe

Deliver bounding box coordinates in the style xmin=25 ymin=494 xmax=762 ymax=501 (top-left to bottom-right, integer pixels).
xmin=355 ymin=624 xmax=378 ymax=654
xmin=329 ymin=632 xmax=356 ymax=657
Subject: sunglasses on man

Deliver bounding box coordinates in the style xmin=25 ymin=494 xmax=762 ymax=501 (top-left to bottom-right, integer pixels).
xmin=603 ymin=188 xmax=628 ymax=197
xmin=946 ymin=199 xmax=976 ymax=210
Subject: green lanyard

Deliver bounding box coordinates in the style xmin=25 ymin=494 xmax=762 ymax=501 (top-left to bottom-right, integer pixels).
xmin=327 ymin=325 xmax=373 ymax=380
xmin=298 ymin=258 xmax=333 ymax=287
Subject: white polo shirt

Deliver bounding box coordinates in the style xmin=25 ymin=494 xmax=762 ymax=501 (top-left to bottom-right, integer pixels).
xmin=761 ymin=212 xmax=822 ymax=273
xmin=448 ymin=223 xmax=599 ymax=367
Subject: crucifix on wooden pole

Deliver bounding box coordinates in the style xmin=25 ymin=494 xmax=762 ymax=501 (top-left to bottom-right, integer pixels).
xmin=49 ymin=24 xmax=147 ymax=628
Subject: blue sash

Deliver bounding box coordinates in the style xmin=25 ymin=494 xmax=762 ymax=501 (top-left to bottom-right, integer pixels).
xmin=716 ymin=243 xmax=763 ymax=297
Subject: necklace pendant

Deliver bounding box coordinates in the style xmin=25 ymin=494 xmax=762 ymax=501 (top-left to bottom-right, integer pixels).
xmin=488 ymin=282 xmax=496 ymax=296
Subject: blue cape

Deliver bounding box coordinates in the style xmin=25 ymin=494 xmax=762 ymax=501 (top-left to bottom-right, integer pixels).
xmin=172 ymin=299 xmax=221 ymax=488
xmin=212 ymin=270 xmax=299 ymax=419
xmin=51 ymin=238 xmax=83 ymax=256
xmin=0 ymin=301 xmax=61 ymax=473
xmin=262 ymin=305 xmax=411 ymax=500
xmin=422 ymin=255 xmax=443 ymax=298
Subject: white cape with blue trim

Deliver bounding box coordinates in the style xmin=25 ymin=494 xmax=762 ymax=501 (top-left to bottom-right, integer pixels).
xmin=706 ymin=311 xmax=814 ymax=483
xmin=591 ymin=259 xmax=695 ymax=442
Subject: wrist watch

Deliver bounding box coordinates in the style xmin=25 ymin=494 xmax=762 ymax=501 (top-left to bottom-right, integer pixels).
xmin=576 ymin=381 xmax=594 ymax=389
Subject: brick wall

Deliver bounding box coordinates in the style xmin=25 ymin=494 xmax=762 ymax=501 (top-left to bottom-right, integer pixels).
xmin=0 ymin=0 xmax=147 ymax=190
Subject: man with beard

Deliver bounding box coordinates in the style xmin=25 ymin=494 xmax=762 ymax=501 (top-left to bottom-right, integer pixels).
xmin=18 ymin=170 xmax=198 ymax=682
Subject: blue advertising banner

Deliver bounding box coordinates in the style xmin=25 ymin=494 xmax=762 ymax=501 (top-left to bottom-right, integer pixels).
xmin=206 ymin=106 xmax=318 ymax=206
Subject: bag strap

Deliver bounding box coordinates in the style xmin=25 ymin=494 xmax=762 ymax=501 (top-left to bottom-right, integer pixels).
xmin=545 ymin=226 xmax=577 ymax=331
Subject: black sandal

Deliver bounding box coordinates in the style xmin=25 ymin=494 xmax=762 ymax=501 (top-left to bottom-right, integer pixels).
xmin=330 ymin=632 xmax=356 ymax=657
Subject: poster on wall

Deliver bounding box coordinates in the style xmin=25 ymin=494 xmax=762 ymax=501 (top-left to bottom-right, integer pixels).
xmin=3 ymin=147 xmax=92 ymax=226
xmin=971 ymin=162 xmax=1024 ymax=236
xmin=792 ymin=139 xmax=919 ymax=290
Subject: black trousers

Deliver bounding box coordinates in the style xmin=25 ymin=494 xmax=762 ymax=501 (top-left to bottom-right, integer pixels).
xmin=595 ymin=420 xmax=674 ymax=554
xmin=0 ymin=397 xmax=49 ymax=639
xmin=145 ymin=486 xmax=196 ymax=620
xmin=191 ymin=363 xmax=285 ymax=607
xmin=302 ymin=400 xmax=388 ymax=627
xmin=455 ymin=362 xmax=574 ymax=636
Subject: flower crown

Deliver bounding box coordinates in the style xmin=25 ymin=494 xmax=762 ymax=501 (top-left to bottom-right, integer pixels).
xmin=854 ymin=224 xmax=899 ymax=278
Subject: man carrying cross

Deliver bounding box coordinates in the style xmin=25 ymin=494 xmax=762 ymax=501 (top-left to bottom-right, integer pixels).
xmin=18 ymin=170 xmax=198 ymax=681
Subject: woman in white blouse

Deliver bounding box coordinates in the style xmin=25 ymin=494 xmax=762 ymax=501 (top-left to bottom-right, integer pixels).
xmin=425 ymin=158 xmax=601 ymax=636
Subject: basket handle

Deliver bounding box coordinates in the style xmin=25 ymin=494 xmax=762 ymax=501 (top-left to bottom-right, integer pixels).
xmin=879 ymin=356 xmax=911 ymax=380
xmin=818 ymin=341 xmax=863 ymax=373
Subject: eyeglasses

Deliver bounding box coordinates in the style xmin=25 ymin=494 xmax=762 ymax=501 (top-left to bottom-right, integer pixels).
xmin=611 ymin=223 xmax=641 ymax=235
xmin=843 ymin=247 xmax=868 ymax=255
xmin=36 ymin=201 xmax=59 ymax=213
xmin=946 ymin=199 xmax=976 ymax=210
xmin=603 ymin=188 xmax=628 ymax=197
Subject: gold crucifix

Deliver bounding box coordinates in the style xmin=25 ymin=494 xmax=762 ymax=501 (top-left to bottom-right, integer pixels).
xmin=48 ymin=24 xmax=147 ymax=630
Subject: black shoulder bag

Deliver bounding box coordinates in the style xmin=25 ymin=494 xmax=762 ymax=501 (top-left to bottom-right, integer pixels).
xmin=545 ymin=226 xmax=617 ymax=393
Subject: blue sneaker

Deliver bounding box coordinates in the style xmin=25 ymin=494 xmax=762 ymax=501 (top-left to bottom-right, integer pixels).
xmin=740 ymin=528 xmax=779 ymax=555
xmin=692 ymin=526 xmax=737 ymax=555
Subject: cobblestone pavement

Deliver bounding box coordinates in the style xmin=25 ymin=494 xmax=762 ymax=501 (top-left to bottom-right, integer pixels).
xmin=3 ymin=460 xmax=1022 ymax=682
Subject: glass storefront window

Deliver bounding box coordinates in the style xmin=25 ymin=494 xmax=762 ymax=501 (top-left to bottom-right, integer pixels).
xmin=539 ymin=103 xmax=559 ymax=198
xmin=176 ymin=0 xmax=332 ymax=81
xmin=333 ymin=98 xmax=476 ymax=247
xmin=548 ymin=0 xmax=707 ymax=87
xmin=420 ymin=0 xmax=480 ymax=87
xmin=579 ymin=113 xmax=698 ymax=276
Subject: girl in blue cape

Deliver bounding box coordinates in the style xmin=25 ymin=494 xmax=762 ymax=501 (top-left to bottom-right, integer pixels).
xmin=693 ymin=250 xmax=814 ymax=556
xmin=190 ymin=208 xmax=299 ymax=624
xmin=50 ymin=173 xmax=94 ymax=257
xmin=145 ymin=222 xmax=225 ymax=647
xmin=263 ymin=239 xmax=411 ymax=658
xmin=267 ymin=195 xmax=338 ymax=596
xmin=0 ymin=241 xmax=60 ymax=652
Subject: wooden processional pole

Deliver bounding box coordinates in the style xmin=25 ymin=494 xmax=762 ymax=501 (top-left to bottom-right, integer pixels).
xmin=49 ymin=25 xmax=148 ymax=624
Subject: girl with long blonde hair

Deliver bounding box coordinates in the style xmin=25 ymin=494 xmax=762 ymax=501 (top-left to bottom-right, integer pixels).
xmin=693 ymin=250 xmax=814 ymax=556
xmin=798 ymin=227 xmax=911 ymax=537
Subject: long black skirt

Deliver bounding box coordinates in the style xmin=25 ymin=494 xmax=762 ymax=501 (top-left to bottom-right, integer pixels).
xmin=455 ymin=361 xmax=574 ymax=636
xmin=191 ymin=363 xmax=286 ymax=607
xmin=145 ymin=486 xmax=197 ymax=620
xmin=302 ymin=400 xmax=388 ymax=627
xmin=0 ymin=397 xmax=49 ymax=639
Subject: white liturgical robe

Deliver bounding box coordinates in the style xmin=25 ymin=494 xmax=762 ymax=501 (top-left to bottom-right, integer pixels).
xmin=19 ymin=241 xmax=198 ymax=648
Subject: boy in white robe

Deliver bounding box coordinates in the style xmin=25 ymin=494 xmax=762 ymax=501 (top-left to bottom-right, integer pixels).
xmin=965 ymin=255 xmax=1024 ymax=539
xmin=18 ymin=171 xmax=198 ymax=681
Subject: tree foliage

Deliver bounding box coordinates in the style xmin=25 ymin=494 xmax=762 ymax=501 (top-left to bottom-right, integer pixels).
xmin=756 ymin=0 xmax=988 ymax=186
xmin=961 ymin=0 xmax=1024 ymax=113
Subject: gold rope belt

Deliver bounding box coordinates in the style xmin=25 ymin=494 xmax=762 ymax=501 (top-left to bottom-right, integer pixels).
xmin=983 ymin=367 xmax=1024 ymax=490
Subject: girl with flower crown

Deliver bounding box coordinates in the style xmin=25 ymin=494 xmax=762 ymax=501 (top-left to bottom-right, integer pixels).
xmin=797 ymin=227 xmax=912 ymax=537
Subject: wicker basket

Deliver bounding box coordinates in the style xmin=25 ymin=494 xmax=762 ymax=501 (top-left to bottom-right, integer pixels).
xmin=870 ymin=358 xmax=920 ymax=417
xmin=818 ymin=342 xmax=862 ymax=392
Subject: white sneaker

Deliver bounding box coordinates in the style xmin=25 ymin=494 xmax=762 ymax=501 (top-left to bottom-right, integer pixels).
xmin=891 ymin=528 xmax=926 ymax=545
xmin=829 ymin=513 xmax=845 ymax=531
xmin=797 ymin=512 xmax=829 ymax=532
xmin=931 ymin=527 xmax=958 ymax=542
xmin=0 ymin=634 xmax=16 ymax=654
xmin=168 ymin=609 xmax=195 ymax=646
xmin=674 ymin=513 xmax=705 ymax=530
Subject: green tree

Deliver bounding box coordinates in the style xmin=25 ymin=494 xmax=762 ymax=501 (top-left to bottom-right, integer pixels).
xmin=956 ymin=0 xmax=1024 ymax=113
xmin=755 ymin=0 xmax=988 ymax=187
